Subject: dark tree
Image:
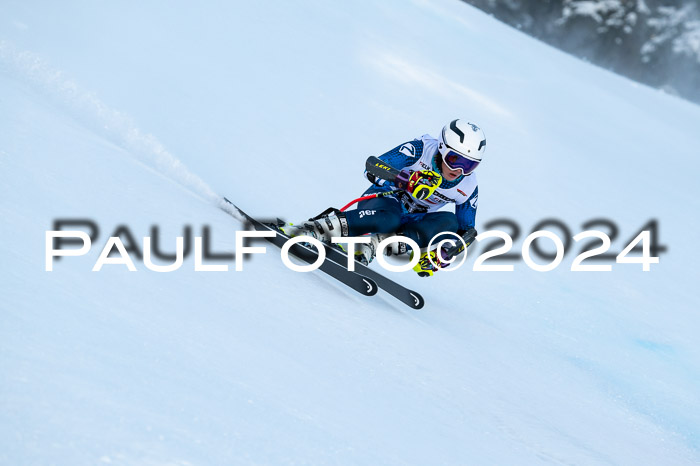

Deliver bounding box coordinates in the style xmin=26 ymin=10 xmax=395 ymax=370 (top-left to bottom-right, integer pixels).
xmin=462 ymin=0 xmax=700 ymax=104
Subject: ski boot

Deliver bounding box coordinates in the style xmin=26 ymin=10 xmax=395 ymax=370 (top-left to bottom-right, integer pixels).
xmin=279 ymin=210 xmax=349 ymax=243
xmin=353 ymin=234 xmax=408 ymax=266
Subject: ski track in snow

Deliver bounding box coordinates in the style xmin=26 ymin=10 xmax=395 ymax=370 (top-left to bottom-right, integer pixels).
xmin=0 ymin=40 xmax=234 ymax=217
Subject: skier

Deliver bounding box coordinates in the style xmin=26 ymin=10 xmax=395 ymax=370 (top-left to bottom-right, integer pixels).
xmin=282 ymin=119 xmax=483 ymax=277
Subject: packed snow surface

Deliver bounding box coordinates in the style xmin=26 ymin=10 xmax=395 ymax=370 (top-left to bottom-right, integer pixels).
xmin=1 ymin=0 xmax=699 ymax=464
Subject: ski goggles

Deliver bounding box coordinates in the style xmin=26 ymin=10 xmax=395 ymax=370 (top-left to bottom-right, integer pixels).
xmin=440 ymin=148 xmax=480 ymax=175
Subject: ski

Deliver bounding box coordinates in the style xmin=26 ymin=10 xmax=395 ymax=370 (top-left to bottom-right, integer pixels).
xmin=220 ymin=198 xmax=425 ymax=309
xmin=221 ymin=198 xmax=377 ymax=297
xmin=321 ymin=243 xmax=425 ymax=310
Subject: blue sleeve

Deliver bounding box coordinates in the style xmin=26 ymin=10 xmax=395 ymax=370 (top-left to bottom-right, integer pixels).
xmin=455 ymin=186 xmax=478 ymax=231
xmin=364 ymin=139 xmax=423 ymax=186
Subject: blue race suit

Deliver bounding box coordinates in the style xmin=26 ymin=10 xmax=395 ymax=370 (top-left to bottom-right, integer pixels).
xmin=344 ymin=134 xmax=478 ymax=248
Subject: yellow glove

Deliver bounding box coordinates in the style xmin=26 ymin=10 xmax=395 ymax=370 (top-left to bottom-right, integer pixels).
xmin=406 ymin=170 xmax=442 ymax=201
xmin=411 ymin=249 xmax=447 ymax=277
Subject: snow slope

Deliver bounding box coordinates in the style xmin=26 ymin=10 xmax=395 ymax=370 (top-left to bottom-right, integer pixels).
xmin=1 ymin=0 xmax=700 ymax=464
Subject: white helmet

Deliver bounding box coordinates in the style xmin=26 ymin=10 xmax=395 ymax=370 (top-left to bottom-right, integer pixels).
xmin=438 ymin=119 xmax=486 ymax=175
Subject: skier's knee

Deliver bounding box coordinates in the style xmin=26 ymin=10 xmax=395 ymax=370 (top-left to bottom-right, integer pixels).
xmin=376 ymin=210 xmax=401 ymax=233
xmin=440 ymin=213 xmax=459 ymax=233
xmin=426 ymin=215 xmax=460 ymax=248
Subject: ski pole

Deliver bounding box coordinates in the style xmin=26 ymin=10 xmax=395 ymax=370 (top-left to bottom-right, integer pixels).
xmin=339 ymin=190 xmax=401 ymax=212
